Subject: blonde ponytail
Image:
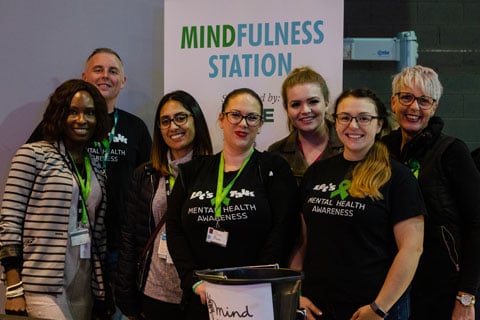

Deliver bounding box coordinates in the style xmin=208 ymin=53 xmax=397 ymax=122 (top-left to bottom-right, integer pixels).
xmin=349 ymin=141 xmax=391 ymax=200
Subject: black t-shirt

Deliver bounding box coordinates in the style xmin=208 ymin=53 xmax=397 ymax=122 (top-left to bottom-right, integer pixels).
xmin=86 ymin=109 xmax=152 ymax=250
xmin=166 ymin=150 xmax=300 ymax=291
xmin=472 ymin=147 xmax=480 ymax=172
xmin=299 ymin=154 xmax=425 ymax=318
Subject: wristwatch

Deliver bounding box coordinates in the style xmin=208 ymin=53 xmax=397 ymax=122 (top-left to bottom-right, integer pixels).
xmin=456 ymin=294 xmax=476 ymax=307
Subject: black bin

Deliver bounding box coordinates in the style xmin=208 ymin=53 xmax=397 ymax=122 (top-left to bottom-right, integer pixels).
xmin=196 ymin=266 xmax=303 ymax=320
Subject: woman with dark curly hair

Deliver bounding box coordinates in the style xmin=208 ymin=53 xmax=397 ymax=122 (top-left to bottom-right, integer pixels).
xmin=0 ymin=79 xmax=110 ymax=319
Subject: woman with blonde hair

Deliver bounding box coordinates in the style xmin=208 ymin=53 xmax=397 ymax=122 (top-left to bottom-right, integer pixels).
xmin=296 ymin=88 xmax=425 ymax=320
xmin=383 ymin=65 xmax=480 ymax=320
xmin=268 ymin=66 xmax=343 ymax=184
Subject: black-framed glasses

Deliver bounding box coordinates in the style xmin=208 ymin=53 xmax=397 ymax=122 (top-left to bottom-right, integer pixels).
xmin=158 ymin=112 xmax=192 ymax=129
xmin=222 ymin=111 xmax=263 ymax=127
xmin=395 ymin=92 xmax=436 ymax=109
xmin=334 ymin=113 xmax=381 ymax=126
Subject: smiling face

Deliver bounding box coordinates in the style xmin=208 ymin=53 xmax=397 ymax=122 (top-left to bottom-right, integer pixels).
xmin=159 ymin=100 xmax=196 ymax=160
xmin=82 ymin=52 xmax=126 ymax=111
xmin=286 ymin=82 xmax=327 ymax=134
xmin=391 ymin=85 xmax=438 ymax=142
xmin=219 ymin=92 xmax=263 ymax=154
xmin=64 ymin=90 xmax=97 ymax=149
xmin=335 ymin=96 xmax=383 ymax=161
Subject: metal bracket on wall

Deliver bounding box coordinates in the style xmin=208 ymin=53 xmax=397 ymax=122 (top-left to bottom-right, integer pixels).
xmin=343 ymin=31 xmax=418 ymax=71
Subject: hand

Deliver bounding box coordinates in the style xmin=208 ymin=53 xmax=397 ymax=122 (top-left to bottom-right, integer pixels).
xmin=299 ymin=296 xmax=322 ymax=320
xmin=193 ymin=282 xmax=206 ymax=304
xmin=5 ymin=295 xmax=27 ymax=315
xmin=452 ymin=301 xmax=474 ymax=320
xmin=350 ymin=304 xmax=382 ymax=320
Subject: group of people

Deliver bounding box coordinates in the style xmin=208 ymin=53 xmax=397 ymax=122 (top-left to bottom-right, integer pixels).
xmin=0 ymin=47 xmax=479 ymax=320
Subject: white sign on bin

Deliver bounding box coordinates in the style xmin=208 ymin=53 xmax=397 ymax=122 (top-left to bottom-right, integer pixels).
xmin=205 ymin=282 xmax=274 ymax=320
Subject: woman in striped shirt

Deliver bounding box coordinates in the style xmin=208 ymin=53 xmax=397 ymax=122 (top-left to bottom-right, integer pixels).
xmin=0 ymin=79 xmax=110 ymax=319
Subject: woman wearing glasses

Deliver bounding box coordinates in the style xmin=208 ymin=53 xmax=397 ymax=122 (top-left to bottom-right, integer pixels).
xmin=382 ymin=66 xmax=480 ymax=320
xmin=115 ymin=90 xmax=213 ymax=319
xmin=297 ymin=88 xmax=425 ymax=320
xmin=166 ymin=88 xmax=299 ymax=320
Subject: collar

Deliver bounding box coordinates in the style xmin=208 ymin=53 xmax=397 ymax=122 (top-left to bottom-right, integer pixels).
xmin=399 ymin=116 xmax=444 ymax=162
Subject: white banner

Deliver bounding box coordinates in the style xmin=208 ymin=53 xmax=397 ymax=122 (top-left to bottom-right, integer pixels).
xmin=165 ymin=0 xmax=344 ymax=152
xmin=205 ymin=282 xmax=274 ymax=320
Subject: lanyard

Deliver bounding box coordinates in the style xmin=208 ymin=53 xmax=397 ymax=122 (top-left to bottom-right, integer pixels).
xmin=164 ymin=165 xmax=176 ymax=197
xmin=95 ymin=109 xmax=118 ymax=169
xmin=70 ymin=153 xmax=91 ymax=225
xmin=408 ymin=159 xmax=420 ymax=179
xmin=168 ymin=164 xmax=176 ymax=191
xmin=211 ymin=148 xmax=254 ymax=218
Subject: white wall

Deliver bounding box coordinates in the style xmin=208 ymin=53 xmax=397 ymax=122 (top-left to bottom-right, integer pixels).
xmin=0 ymin=0 xmax=165 ymax=199
xmin=0 ymin=1 xmax=164 ymax=311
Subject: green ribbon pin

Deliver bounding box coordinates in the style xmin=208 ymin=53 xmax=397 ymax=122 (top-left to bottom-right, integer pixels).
xmin=330 ymin=179 xmax=351 ymax=200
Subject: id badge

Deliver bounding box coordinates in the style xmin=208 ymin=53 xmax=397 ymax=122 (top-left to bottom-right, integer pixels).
xmin=158 ymin=232 xmax=174 ymax=264
xmin=70 ymin=228 xmax=91 ymax=247
xmin=158 ymin=232 xmax=168 ymax=258
xmin=80 ymin=242 xmax=91 ymax=259
xmin=206 ymin=226 xmax=228 ymax=247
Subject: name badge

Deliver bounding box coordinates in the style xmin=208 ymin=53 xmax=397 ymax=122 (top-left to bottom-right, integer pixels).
xmin=70 ymin=228 xmax=90 ymax=247
xmin=206 ymin=226 xmax=228 ymax=247
xmin=80 ymin=242 xmax=91 ymax=259
xmin=158 ymin=232 xmax=167 ymax=258
xmin=158 ymin=232 xmax=174 ymax=264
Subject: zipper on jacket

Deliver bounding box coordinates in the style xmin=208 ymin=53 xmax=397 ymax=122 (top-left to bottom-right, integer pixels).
xmin=441 ymin=225 xmax=460 ymax=272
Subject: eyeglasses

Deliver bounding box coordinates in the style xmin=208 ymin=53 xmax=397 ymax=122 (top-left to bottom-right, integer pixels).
xmin=158 ymin=112 xmax=192 ymax=129
xmin=334 ymin=113 xmax=381 ymax=126
xmin=222 ymin=111 xmax=263 ymax=127
xmin=395 ymin=92 xmax=436 ymax=109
